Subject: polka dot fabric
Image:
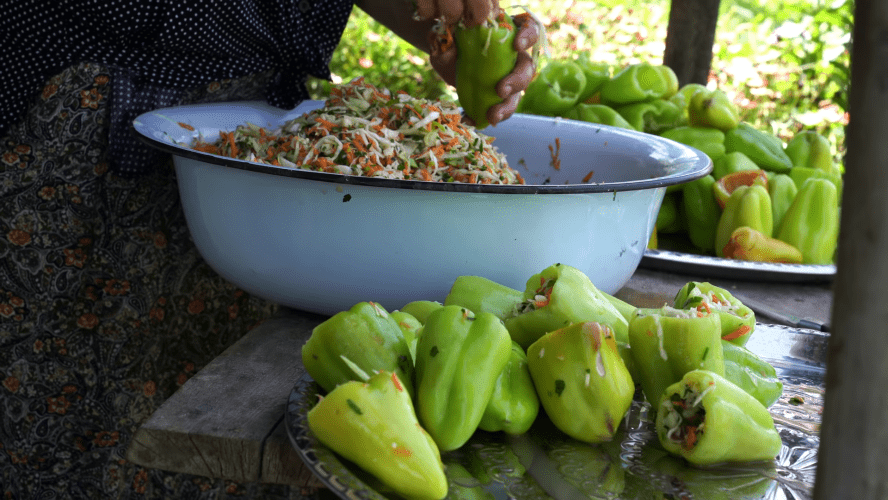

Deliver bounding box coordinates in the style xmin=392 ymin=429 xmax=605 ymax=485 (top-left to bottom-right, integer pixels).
xmin=2 ymin=0 xmax=354 ymax=177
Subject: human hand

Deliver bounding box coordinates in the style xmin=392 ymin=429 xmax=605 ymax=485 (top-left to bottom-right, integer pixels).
xmin=413 ymin=0 xmax=493 ymax=28
xmin=429 ymin=11 xmax=539 ymax=127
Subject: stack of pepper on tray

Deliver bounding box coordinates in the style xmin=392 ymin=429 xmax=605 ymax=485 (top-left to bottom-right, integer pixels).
xmin=517 ymin=57 xmax=842 ymax=265
xmin=299 ymin=263 xmax=785 ymax=500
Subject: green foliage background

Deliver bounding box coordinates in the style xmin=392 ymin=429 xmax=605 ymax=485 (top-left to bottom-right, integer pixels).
xmin=308 ymin=0 xmax=852 ymax=160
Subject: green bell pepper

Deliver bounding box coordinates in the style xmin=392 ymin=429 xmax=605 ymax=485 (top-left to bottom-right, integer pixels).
xmin=443 ymin=275 xmax=522 ymax=321
xmin=478 ymin=341 xmax=540 ymax=435
xmin=682 ymin=174 xmax=721 ymax=254
xmin=414 ymin=305 xmax=512 ymax=451
xmin=302 ymin=301 xmax=414 ymax=397
xmin=455 ymin=10 xmax=518 ymax=129
xmin=768 ymin=173 xmax=798 ymax=230
xmin=602 ymin=291 xmax=637 ymax=324
xmin=659 ymin=126 xmax=726 ymax=161
xmin=712 ymin=151 xmax=759 ymax=180
xmin=616 ymin=99 xmax=683 ymax=134
xmin=399 ymin=300 xmax=444 ymax=324
xmin=518 ymin=59 xmax=587 ymax=117
xmin=504 ymin=263 xmax=629 ymax=348
xmin=526 ymin=322 xmax=635 ymax=443
xmin=724 ymin=123 xmax=793 ymax=173
xmin=307 ymin=370 xmax=448 ymax=500
xmin=600 ymin=62 xmax=671 ymax=105
xmin=712 ymin=169 xmax=769 ymax=209
xmin=715 ymin=184 xmax=773 ymax=258
xmin=656 ymin=369 xmax=782 ymax=465
xmin=390 ymin=310 xmax=422 ymax=364
xmin=563 ymin=103 xmax=635 ymax=130
xmin=722 ymin=226 xmax=804 ymax=264
xmin=673 ymin=281 xmax=756 ymax=346
xmin=687 ymin=88 xmax=740 ymax=131
xmin=776 ymin=177 xmax=840 ymax=264
xmin=574 ymin=54 xmax=611 ymax=102
xmin=616 ymin=341 xmax=640 ymax=384
xmin=785 ymin=130 xmax=835 ymax=172
xmin=669 ymin=83 xmax=708 ymax=124
xmin=628 ymin=306 xmax=725 ymax=411
xmin=789 ymin=166 xmax=843 ymax=205
xmin=721 ymin=340 xmax=783 ymax=408
xmin=656 ymin=65 xmax=681 ymax=99
xmin=656 ymin=191 xmax=684 ymax=234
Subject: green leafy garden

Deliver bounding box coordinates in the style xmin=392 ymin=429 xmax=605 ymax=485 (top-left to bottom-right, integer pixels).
xmin=308 ymin=0 xmax=852 ymax=163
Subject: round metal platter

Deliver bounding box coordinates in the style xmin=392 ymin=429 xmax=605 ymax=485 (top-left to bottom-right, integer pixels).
xmin=285 ymin=323 xmax=826 ymax=500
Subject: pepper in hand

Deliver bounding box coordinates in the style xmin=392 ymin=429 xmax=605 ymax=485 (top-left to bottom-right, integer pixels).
xmin=454 ymin=9 xmax=518 ymax=129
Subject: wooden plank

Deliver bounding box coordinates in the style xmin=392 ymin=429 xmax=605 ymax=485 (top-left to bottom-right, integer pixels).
xmin=261 ymin=419 xmax=325 ymax=489
xmin=125 ymin=308 xmax=326 ymax=483
xmin=813 ymin=0 xmax=888 ymax=497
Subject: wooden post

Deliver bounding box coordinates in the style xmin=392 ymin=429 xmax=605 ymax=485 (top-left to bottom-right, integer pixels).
xmin=813 ymin=0 xmax=888 ymax=497
xmin=662 ymin=0 xmax=721 ymax=86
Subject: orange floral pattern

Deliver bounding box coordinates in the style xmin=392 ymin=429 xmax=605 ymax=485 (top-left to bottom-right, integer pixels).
xmin=0 ymin=63 xmax=289 ymax=499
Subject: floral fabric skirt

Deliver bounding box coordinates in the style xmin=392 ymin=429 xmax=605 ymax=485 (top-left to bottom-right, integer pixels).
xmin=0 ymin=63 xmax=304 ymax=499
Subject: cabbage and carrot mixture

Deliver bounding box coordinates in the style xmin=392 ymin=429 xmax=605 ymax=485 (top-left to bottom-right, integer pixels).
xmin=190 ymin=78 xmax=524 ymax=185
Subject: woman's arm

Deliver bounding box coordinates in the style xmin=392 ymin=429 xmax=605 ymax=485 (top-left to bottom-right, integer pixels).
xmin=353 ymin=0 xmax=440 ymax=53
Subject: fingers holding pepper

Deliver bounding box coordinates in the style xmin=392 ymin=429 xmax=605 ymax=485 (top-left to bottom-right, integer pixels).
xmin=431 ymin=9 xmax=539 ymax=129
xmin=414 ymin=0 xmax=493 ymax=27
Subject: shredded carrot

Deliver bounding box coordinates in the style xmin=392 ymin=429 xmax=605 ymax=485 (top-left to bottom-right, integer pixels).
xmin=722 ymin=324 xmax=752 ymax=341
xmin=178 ymin=122 xmax=195 ymax=131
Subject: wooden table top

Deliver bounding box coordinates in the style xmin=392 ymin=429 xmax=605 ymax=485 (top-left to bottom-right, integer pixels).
xmin=124 ymin=266 xmax=834 ymax=488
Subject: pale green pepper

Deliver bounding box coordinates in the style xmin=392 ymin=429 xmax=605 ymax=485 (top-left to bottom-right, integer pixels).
xmin=715 ymin=184 xmax=773 ymax=258
xmin=302 ymin=301 xmax=414 ymax=398
xmin=444 ymin=275 xmax=522 ymax=321
xmin=526 ymin=322 xmax=635 ymax=443
xmin=307 ymin=370 xmax=448 ymax=500
xmin=414 ymin=305 xmax=512 ymax=451
xmin=628 ymin=306 xmax=725 ymax=411
xmin=504 ymin=263 xmax=629 ymax=348
xmin=656 ymin=370 xmax=782 ymax=465
xmin=478 ymin=341 xmax=540 ymax=435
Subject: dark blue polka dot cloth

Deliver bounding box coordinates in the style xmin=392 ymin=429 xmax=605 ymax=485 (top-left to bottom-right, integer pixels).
xmin=2 ymin=0 xmax=354 ymax=176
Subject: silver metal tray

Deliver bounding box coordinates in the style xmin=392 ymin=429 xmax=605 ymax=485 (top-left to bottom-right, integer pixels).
xmin=285 ymin=323 xmax=827 ymax=499
xmin=641 ymin=249 xmax=836 ymax=284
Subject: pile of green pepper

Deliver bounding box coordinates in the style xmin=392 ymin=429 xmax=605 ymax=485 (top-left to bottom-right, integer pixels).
xmin=517 ymin=57 xmax=842 ymax=265
xmin=300 ymin=265 xmax=786 ymax=498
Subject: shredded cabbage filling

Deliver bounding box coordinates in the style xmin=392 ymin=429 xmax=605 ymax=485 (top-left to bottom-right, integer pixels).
xmin=189 ymin=78 xmax=524 ymax=185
